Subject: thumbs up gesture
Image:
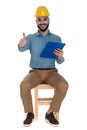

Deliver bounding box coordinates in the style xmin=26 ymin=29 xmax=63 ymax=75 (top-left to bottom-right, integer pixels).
xmin=19 ymin=32 xmax=26 ymax=47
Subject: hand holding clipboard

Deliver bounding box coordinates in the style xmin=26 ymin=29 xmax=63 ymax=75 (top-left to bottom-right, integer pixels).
xmin=40 ymin=42 xmax=65 ymax=59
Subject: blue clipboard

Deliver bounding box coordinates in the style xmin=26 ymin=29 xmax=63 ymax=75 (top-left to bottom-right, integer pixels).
xmin=40 ymin=42 xmax=65 ymax=59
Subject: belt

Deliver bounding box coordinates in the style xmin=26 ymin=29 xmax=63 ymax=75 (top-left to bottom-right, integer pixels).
xmin=33 ymin=68 xmax=55 ymax=70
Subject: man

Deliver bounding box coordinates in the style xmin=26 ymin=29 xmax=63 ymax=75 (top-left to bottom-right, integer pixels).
xmin=18 ymin=6 xmax=68 ymax=127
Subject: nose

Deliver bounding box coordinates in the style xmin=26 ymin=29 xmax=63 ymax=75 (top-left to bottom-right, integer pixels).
xmin=40 ymin=20 xmax=45 ymax=25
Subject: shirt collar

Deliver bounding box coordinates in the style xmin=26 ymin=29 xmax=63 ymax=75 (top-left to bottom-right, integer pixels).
xmin=36 ymin=30 xmax=51 ymax=36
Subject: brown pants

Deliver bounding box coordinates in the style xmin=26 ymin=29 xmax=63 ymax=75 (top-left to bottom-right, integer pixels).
xmin=20 ymin=69 xmax=68 ymax=113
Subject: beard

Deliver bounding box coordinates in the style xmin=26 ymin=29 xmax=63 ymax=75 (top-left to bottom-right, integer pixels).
xmin=37 ymin=23 xmax=49 ymax=32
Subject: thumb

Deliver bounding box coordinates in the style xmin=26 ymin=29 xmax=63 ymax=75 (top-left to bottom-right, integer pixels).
xmin=23 ymin=32 xmax=26 ymax=39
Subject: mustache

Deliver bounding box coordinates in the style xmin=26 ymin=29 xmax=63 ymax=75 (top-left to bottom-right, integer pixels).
xmin=39 ymin=24 xmax=47 ymax=26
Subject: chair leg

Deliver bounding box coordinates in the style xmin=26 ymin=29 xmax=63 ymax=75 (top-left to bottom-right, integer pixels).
xmin=34 ymin=87 xmax=38 ymax=120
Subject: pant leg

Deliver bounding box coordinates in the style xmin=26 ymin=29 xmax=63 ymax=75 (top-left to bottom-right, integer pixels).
xmin=45 ymin=69 xmax=69 ymax=112
xmin=20 ymin=70 xmax=42 ymax=113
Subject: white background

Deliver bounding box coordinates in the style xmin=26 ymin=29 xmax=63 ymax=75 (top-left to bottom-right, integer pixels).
xmin=0 ymin=0 xmax=87 ymax=129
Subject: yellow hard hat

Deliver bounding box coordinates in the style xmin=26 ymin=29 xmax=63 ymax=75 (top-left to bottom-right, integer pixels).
xmin=35 ymin=6 xmax=50 ymax=17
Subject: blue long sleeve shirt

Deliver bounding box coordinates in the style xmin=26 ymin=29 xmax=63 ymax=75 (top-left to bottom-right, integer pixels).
xmin=18 ymin=31 xmax=64 ymax=68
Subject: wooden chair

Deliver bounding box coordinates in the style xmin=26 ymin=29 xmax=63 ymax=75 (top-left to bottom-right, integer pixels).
xmin=34 ymin=84 xmax=57 ymax=120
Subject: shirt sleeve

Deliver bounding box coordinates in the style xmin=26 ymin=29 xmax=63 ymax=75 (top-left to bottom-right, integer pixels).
xmin=18 ymin=34 xmax=31 ymax=52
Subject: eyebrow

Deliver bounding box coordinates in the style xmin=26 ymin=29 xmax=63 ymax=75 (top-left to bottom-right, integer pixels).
xmin=37 ymin=17 xmax=49 ymax=21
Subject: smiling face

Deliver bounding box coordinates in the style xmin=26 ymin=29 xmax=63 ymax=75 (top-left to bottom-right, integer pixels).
xmin=36 ymin=16 xmax=49 ymax=32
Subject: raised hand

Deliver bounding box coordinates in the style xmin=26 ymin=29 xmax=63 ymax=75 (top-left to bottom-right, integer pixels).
xmin=19 ymin=32 xmax=26 ymax=47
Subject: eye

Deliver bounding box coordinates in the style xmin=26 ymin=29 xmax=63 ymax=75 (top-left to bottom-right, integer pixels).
xmin=44 ymin=17 xmax=48 ymax=21
xmin=38 ymin=19 xmax=41 ymax=22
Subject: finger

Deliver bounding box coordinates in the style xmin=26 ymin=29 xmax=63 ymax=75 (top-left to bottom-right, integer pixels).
xmin=54 ymin=50 xmax=62 ymax=54
xmin=54 ymin=49 xmax=60 ymax=52
xmin=56 ymin=48 xmax=63 ymax=53
xmin=23 ymin=32 xmax=26 ymax=38
xmin=57 ymin=48 xmax=62 ymax=51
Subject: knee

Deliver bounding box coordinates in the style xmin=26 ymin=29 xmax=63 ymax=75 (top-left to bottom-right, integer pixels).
xmin=20 ymin=81 xmax=29 ymax=95
xmin=58 ymin=81 xmax=69 ymax=94
xmin=64 ymin=81 xmax=69 ymax=91
xmin=62 ymin=81 xmax=69 ymax=94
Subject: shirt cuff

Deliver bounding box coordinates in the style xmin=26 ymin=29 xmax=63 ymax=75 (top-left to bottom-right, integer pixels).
xmin=56 ymin=57 xmax=65 ymax=64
